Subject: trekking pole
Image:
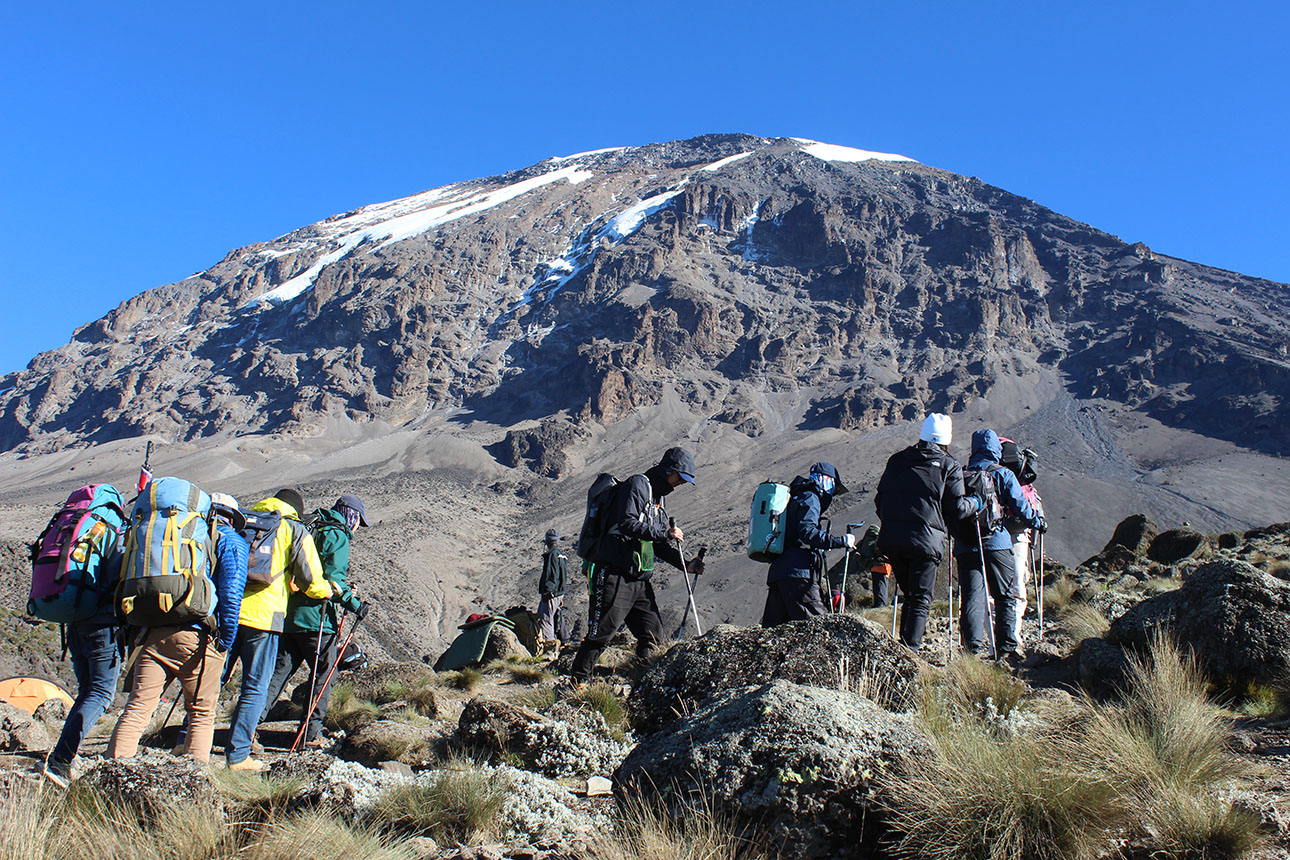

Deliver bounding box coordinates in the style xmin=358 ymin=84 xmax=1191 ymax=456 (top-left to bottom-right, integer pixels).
xmin=974 ymin=521 xmax=997 ymax=659
xmin=838 ymin=522 xmax=864 ymax=614
xmin=948 ymin=539 xmax=955 ymax=661
xmin=1037 ymin=532 xmax=1045 ymax=638
xmin=298 ymin=613 xmax=331 ymax=747
xmin=291 ymin=612 xmax=361 ymax=753
xmin=669 ymin=516 xmax=703 ymax=638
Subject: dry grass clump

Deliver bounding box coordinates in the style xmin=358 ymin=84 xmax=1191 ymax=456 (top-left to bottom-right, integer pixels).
xmin=367 ymin=762 xmax=509 ymax=844
xmin=1042 ymin=576 xmax=1079 ymax=613
xmin=214 ymin=770 xmax=304 ymax=823
xmin=1058 ymin=604 xmax=1111 ymax=642
xmin=485 ymin=656 xmax=552 ymax=684
xmin=567 ymin=681 xmax=628 ymax=731
xmin=443 ymin=667 xmax=483 ymax=692
xmin=1141 ymin=575 xmax=1183 ymax=594
xmin=325 ymin=683 xmax=380 ymax=733
xmin=884 ymin=634 xmax=1263 ymax=860
xmin=511 ymin=685 xmax=558 ymax=711
xmin=241 ymin=814 xmax=416 ymax=860
xmin=943 ymin=655 xmax=1027 ymax=719
xmin=592 ymin=797 xmax=766 ymax=860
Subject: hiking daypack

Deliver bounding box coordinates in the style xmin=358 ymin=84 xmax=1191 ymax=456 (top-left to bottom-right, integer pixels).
xmin=999 ymin=438 xmax=1038 ymax=486
xmin=117 ymin=477 xmax=218 ymax=629
xmin=575 ymin=473 xmax=621 ymax=562
xmin=240 ymin=509 xmax=283 ymax=586
xmin=747 ymin=481 xmax=790 ymax=562
xmin=962 ymin=465 xmax=1006 ymax=541
xmin=28 ymin=484 xmax=128 ymax=624
xmin=505 ymin=605 xmax=541 ymax=655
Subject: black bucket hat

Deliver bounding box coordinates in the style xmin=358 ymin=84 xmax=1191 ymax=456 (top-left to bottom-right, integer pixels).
xmin=274 ymin=488 xmax=305 ymax=517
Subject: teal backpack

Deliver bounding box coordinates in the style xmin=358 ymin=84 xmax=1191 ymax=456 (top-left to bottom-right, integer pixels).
xmin=747 ymin=481 xmax=791 ymax=562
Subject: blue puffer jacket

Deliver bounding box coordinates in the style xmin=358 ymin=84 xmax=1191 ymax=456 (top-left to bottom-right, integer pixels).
xmin=767 ymin=476 xmax=847 ymax=583
xmin=212 ymin=523 xmax=249 ymax=650
xmin=955 ymin=430 xmax=1041 ymax=555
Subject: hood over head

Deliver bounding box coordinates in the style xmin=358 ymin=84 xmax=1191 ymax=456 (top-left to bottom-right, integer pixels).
xmin=971 ymin=429 xmax=1003 ymax=462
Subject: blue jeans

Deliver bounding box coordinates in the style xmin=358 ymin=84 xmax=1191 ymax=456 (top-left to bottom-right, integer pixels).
xmin=49 ymin=623 xmax=120 ymax=767
xmin=223 ymin=626 xmax=278 ymax=764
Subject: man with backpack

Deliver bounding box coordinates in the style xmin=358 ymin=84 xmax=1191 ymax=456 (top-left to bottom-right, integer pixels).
xmin=223 ymin=488 xmax=332 ymax=771
xmin=538 ymin=528 xmax=567 ymax=650
xmin=954 ymin=429 xmax=1046 ymax=663
xmin=763 ymin=463 xmax=856 ymax=626
xmin=875 ymin=414 xmax=982 ymax=651
xmin=259 ymin=494 xmax=369 ymax=747
xmin=107 ymin=492 xmax=248 ymax=763
xmin=569 ymin=447 xmax=705 ymax=683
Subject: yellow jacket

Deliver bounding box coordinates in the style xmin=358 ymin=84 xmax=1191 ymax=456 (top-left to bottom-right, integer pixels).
xmin=237 ymin=497 xmax=330 ymax=632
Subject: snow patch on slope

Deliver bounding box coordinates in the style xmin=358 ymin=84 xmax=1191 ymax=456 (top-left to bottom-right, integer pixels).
xmin=701 ymin=151 xmax=754 ymax=172
xmin=794 ymin=139 xmax=916 ymax=164
xmin=549 ymin=146 xmax=627 ymax=162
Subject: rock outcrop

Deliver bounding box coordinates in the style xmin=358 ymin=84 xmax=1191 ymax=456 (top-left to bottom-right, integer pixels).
xmin=628 ymin=614 xmax=921 ymax=733
xmin=0 ymin=701 xmax=49 ymax=753
xmin=616 ymin=680 xmax=932 ymax=860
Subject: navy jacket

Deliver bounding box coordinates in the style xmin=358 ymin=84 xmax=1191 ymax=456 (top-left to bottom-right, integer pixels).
xmin=875 ymin=441 xmax=979 ymax=561
xmin=955 ymin=430 xmax=1042 ymax=555
xmin=767 ymin=476 xmax=846 ymax=584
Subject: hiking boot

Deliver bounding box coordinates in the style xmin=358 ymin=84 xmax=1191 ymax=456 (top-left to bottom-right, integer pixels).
xmin=228 ymin=757 xmax=267 ymax=773
xmin=41 ymin=760 xmax=71 ymax=790
xmin=997 ymin=650 xmax=1025 ymax=671
xmin=304 ymin=736 xmax=331 ymax=750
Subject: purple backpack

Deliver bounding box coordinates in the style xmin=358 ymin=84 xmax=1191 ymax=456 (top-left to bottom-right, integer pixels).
xmin=28 ymin=484 xmax=127 ymax=624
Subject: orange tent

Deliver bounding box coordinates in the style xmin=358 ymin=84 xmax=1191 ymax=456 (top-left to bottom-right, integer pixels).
xmin=0 ymin=677 xmax=74 ymax=714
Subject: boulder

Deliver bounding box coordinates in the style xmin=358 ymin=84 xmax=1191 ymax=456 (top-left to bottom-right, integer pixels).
xmin=1147 ymin=528 xmax=1209 ymax=564
xmin=628 ymin=615 xmax=921 ymax=734
xmin=616 ymin=680 xmax=932 ymax=860
xmin=1105 ymin=514 xmax=1159 ymax=555
xmin=483 ymin=626 xmax=532 ymax=663
xmin=457 ymin=697 xmax=631 ymax=778
xmin=1087 ymin=589 xmax=1141 ymax=624
xmin=1076 ymin=638 xmax=1132 ymax=699
xmin=1108 ymin=589 xmax=1183 ymax=648
xmin=82 ymin=752 xmax=222 ymax=815
xmin=338 ymin=719 xmax=447 ymax=767
xmin=0 ymin=701 xmax=50 ymax=753
xmin=1078 ymin=543 xmax=1139 ymax=576
xmin=342 ymin=662 xmax=439 ymax=702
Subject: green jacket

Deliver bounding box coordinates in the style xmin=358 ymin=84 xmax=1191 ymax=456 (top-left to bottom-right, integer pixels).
xmin=284 ymin=508 xmax=362 ymax=635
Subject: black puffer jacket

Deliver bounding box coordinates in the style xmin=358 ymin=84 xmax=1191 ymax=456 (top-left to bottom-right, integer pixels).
xmin=596 ymin=465 xmax=685 ymax=580
xmin=874 ymin=441 xmax=978 ymax=560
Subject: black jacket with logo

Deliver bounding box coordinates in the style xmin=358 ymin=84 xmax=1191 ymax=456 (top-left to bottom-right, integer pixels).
xmin=874 ymin=441 xmax=978 ymax=560
xmin=597 ymin=469 xmax=685 ymax=580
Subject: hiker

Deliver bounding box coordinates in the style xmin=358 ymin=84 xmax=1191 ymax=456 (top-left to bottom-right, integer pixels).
xmin=569 ymin=447 xmax=705 ymax=682
xmin=954 ymin=429 xmax=1046 ymax=662
xmin=875 ymin=414 xmax=982 ymax=650
xmin=106 ymin=493 xmax=248 ymax=763
xmin=259 ymin=494 xmax=369 ymax=747
xmin=538 ymin=528 xmax=567 ymax=649
xmin=222 ymin=488 xmax=332 ymax=771
xmin=1000 ymin=437 xmax=1045 ymax=641
xmin=762 ymin=463 xmax=855 ymax=626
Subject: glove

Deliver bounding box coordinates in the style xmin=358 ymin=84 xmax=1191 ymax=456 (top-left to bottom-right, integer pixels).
xmin=355 ymin=601 xmax=371 ymax=621
xmin=1034 ymin=517 xmax=1048 ymax=534
xmin=686 ymin=557 xmax=705 ymax=576
xmin=842 ymin=533 xmax=858 ymax=551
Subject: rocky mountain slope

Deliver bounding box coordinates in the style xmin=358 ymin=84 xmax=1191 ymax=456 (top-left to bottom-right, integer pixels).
xmin=0 ymin=134 xmax=1287 ymax=662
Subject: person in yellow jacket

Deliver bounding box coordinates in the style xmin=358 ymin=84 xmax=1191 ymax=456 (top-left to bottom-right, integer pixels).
xmin=224 ymin=489 xmax=333 ymax=771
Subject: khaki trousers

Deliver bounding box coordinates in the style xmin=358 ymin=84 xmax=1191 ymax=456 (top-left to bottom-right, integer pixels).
xmin=108 ymin=626 xmax=225 ymax=762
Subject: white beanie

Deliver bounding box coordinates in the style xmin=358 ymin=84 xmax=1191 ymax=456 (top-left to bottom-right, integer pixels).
xmin=919 ymin=413 xmax=952 ymax=445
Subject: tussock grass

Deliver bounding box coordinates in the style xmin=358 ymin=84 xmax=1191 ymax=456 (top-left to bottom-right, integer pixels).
xmin=241 ymin=814 xmax=417 ymax=860
xmin=567 ymin=681 xmax=628 ymax=731
xmin=367 ymin=763 xmax=509 ymax=844
xmin=325 ymin=683 xmax=380 ymax=733
xmin=444 ymin=667 xmax=483 ymax=692
xmin=1042 ymin=576 xmax=1079 ymax=613
xmin=591 ymin=797 xmax=767 ymax=860
xmin=1059 ymin=604 xmax=1111 ymax=642
xmin=485 ymin=656 xmax=552 ymax=684
xmin=215 ymin=770 xmax=304 ymax=823
xmin=884 ymin=634 xmax=1263 ymax=860
xmin=942 ymin=655 xmax=1027 ymax=720
xmin=511 ymin=686 xmax=558 ymax=711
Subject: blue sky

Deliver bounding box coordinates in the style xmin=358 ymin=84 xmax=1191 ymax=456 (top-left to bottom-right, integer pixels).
xmin=2 ymin=1 xmax=1286 ymax=375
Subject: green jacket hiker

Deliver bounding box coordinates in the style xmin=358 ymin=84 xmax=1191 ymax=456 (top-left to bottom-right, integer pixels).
xmin=284 ymin=506 xmax=362 ymax=634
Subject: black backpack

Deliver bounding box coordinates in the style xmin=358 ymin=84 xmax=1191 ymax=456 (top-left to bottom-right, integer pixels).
xmin=962 ymin=465 xmax=1006 ymax=541
xmin=575 ymin=473 xmax=621 ymax=562
xmin=999 ymin=440 xmax=1038 ymax=486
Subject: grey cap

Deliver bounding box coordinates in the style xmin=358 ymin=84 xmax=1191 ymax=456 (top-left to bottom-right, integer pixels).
xmin=335 ymin=494 xmax=369 ymax=527
xmin=544 ymin=528 xmax=560 ymax=544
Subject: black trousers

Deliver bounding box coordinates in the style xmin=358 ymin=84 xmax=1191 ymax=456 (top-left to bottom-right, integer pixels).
xmin=570 ymin=571 xmax=662 ymax=681
xmin=872 ymin=569 xmax=890 ymax=607
xmin=762 ymin=577 xmax=828 ymax=626
xmin=888 ymin=546 xmax=940 ymax=649
xmin=261 ymin=629 xmax=339 ymax=742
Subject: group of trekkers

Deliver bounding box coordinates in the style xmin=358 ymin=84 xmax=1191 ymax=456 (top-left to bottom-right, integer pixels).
xmin=30 ymin=476 xmax=370 ymax=787
xmin=568 ymin=415 xmax=1047 ymax=681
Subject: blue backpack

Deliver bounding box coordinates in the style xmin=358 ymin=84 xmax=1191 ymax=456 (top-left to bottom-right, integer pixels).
xmin=117 ymin=477 xmax=218 ymax=629
xmin=27 ymin=484 xmax=127 ymax=624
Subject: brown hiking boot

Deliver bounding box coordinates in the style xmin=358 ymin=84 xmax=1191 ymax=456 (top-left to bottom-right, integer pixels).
xmin=228 ymin=757 xmax=267 ymax=773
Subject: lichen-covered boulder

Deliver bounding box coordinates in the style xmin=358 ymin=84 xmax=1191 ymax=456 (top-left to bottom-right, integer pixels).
xmin=1076 ymin=637 xmax=1132 ymax=698
xmin=457 ymin=697 xmax=630 ymax=778
xmin=616 ymin=680 xmax=931 ymax=860
xmin=483 ymin=626 xmax=532 ymax=663
xmin=1105 ymin=514 xmax=1159 ymax=555
xmin=1108 ymin=589 xmax=1183 ymax=648
xmin=1147 ymin=528 xmax=1209 ymax=564
xmin=338 ymin=718 xmax=448 ymax=767
xmin=0 ymin=701 xmax=50 ymax=753
xmin=628 ymin=614 xmax=921 ymax=734
xmin=82 ymin=752 xmax=221 ymax=815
